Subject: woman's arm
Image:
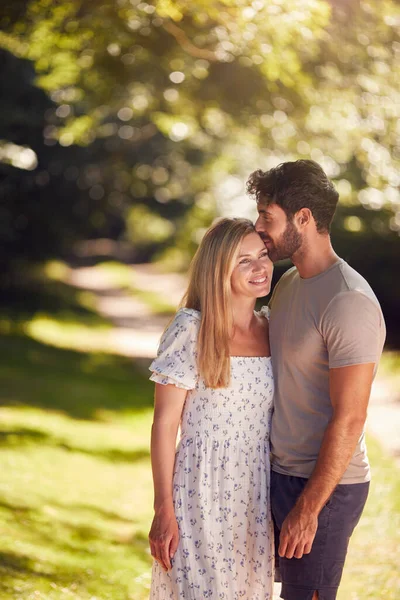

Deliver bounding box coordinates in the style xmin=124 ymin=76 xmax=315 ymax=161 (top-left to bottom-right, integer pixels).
xmin=149 ymin=382 xmax=187 ymax=571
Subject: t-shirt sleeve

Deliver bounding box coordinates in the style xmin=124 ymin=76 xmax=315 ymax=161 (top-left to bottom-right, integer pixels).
xmin=321 ymin=290 xmax=384 ymax=369
xmin=149 ymin=309 xmax=199 ymax=389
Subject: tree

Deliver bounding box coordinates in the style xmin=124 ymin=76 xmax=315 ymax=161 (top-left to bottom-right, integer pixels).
xmin=0 ymin=0 xmax=399 ymax=271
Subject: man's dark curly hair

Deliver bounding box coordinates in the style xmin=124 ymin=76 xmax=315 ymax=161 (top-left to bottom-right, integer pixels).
xmin=246 ymin=159 xmax=339 ymax=233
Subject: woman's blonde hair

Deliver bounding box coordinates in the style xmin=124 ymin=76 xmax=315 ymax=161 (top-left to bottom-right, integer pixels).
xmin=181 ymin=217 xmax=255 ymax=388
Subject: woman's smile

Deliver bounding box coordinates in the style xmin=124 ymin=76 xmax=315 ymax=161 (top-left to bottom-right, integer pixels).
xmin=249 ymin=276 xmax=268 ymax=285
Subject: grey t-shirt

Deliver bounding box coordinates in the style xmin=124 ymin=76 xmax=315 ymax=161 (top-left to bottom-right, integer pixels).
xmin=269 ymin=259 xmax=386 ymax=484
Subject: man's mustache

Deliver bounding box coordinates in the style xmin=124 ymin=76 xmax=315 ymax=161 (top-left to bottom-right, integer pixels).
xmin=260 ymin=234 xmax=273 ymax=244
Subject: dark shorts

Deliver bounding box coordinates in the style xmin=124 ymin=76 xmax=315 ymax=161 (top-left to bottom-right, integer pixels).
xmin=271 ymin=471 xmax=369 ymax=600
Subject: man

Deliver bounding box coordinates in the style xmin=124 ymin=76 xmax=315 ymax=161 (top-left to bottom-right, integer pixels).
xmin=247 ymin=160 xmax=386 ymax=600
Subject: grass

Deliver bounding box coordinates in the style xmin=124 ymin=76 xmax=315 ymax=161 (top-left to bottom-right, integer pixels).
xmin=1 ymin=333 xmax=399 ymax=599
xmin=338 ymin=436 xmax=400 ymax=599
xmin=0 ymin=262 xmax=399 ymax=600
xmin=0 ymin=333 xmax=155 ymax=600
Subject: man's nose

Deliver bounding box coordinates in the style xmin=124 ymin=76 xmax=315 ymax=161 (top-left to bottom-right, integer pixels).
xmin=255 ymin=217 xmax=262 ymax=232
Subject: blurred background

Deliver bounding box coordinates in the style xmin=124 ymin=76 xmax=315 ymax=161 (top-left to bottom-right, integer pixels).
xmin=0 ymin=1 xmax=399 ymax=599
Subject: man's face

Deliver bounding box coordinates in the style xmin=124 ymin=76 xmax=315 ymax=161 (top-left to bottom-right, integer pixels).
xmin=255 ymin=202 xmax=302 ymax=262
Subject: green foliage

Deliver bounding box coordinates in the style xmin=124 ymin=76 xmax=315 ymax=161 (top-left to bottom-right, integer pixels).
xmin=127 ymin=204 xmax=175 ymax=246
xmin=1 ymin=1 xmax=400 ymax=243
xmin=0 ymin=0 xmax=399 ymax=340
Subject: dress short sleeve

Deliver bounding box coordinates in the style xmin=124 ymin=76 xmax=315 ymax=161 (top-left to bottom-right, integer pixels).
xmin=149 ymin=308 xmax=200 ymax=390
xmin=258 ymin=305 xmax=270 ymax=320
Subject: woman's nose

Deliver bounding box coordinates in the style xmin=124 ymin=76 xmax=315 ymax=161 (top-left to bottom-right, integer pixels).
xmin=252 ymin=258 xmax=266 ymax=271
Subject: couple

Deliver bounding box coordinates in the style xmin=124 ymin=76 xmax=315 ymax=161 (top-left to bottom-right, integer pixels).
xmin=148 ymin=160 xmax=386 ymax=600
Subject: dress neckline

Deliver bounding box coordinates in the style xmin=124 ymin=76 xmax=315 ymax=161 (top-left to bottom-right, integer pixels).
xmin=230 ymin=355 xmax=272 ymax=360
xmin=230 ymin=308 xmax=271 ymax=359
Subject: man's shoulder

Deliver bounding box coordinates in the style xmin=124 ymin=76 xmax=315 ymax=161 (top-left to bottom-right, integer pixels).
xmin=335 ymin=260 xmax=372 ymax=289
xmin=328 ymin=261 xmax=380 ymax=307
xmin=320 ymin=262 xmax=385 ymax=340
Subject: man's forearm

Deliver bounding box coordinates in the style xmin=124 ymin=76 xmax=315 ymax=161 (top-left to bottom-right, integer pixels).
xmin=278 ymin=363 xmax=374 ymax=559
xmin=296 ymin=416 xmax=366 ymax=515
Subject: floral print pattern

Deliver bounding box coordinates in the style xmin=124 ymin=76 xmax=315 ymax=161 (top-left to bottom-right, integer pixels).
xmin=149 ymin=308 xmax=274 ymax=599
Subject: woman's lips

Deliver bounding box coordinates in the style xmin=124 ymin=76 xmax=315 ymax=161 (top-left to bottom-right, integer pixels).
xmin=249 ymin=277 xmax=268 ymax=285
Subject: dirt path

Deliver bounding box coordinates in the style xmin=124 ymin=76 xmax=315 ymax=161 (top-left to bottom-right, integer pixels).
xmin=67 ymin=263 xmax=185 ymax=359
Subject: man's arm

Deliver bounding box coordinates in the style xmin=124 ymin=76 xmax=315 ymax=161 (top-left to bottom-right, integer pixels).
xmin=278 ymin=362 xmax=375 ymax=560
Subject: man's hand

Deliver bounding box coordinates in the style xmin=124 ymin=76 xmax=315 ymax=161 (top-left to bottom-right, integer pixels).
xmin=278 ymin=503 xmax=318 ymax=559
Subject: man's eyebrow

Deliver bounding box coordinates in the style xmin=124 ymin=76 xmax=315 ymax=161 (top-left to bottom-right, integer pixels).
xmin=257 ymin=208 xmax=272 ymax=216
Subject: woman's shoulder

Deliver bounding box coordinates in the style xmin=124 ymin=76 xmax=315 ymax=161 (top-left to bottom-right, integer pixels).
xmin=164 ymin=308 xmax=201 ymax=340
xmin=150 ymin=309 xmax=200 ymax=388
xmin=172 ymin=307 xmax=201 ymax=328
xmin=177 ymin=307 xmax=201 ymax=320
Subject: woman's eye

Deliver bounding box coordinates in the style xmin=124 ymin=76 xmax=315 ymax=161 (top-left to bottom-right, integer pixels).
xmin=239 ymin=259 xmax=250 ymax=264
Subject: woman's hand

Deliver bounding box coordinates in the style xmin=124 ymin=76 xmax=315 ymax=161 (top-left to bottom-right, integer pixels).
xmin=149 ymin=502 xmax=180 ymax=572
xmin=149 ymin=383 xmax=186 ymax=571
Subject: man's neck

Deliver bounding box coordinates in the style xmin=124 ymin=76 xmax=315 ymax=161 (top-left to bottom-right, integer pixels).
xmin=292 ymin=235 xmax=340 ymax=279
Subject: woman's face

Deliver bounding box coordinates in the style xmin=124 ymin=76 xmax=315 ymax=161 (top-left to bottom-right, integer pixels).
xmin=230 ymin=232 xmax=273 ymax=299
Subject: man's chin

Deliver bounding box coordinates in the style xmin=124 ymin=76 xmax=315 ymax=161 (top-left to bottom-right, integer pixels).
xmin=266 ymin=247 xmax=278 ymax=261
xmin=264 ymin=241 xmax=289 ymax=262
xmin=268 ymin=249 xmax=287 ymax=263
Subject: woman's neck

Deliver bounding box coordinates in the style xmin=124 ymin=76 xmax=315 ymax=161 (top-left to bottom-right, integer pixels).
xmin=231 ymin=297 xmax=258 ymax=332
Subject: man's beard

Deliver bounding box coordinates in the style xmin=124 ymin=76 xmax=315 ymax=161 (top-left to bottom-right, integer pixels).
xmin=263 ymin=221 xmax=302 ymax=262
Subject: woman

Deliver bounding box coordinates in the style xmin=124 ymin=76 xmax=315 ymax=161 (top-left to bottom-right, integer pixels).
xmin=148 ymin=218 xmax=274 ymax=599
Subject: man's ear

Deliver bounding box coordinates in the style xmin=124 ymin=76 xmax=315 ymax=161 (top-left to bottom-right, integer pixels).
xmin=295 ymin=208 xmax=312 ymax=228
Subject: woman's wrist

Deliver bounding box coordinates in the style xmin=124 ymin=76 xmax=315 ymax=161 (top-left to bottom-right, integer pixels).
xmin=154 ymin=496 xmax=174 ymax=512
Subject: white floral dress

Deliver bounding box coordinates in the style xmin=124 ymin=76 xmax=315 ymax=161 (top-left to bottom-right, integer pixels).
xmin=149 ymin=307 xmax=274 ymax=600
